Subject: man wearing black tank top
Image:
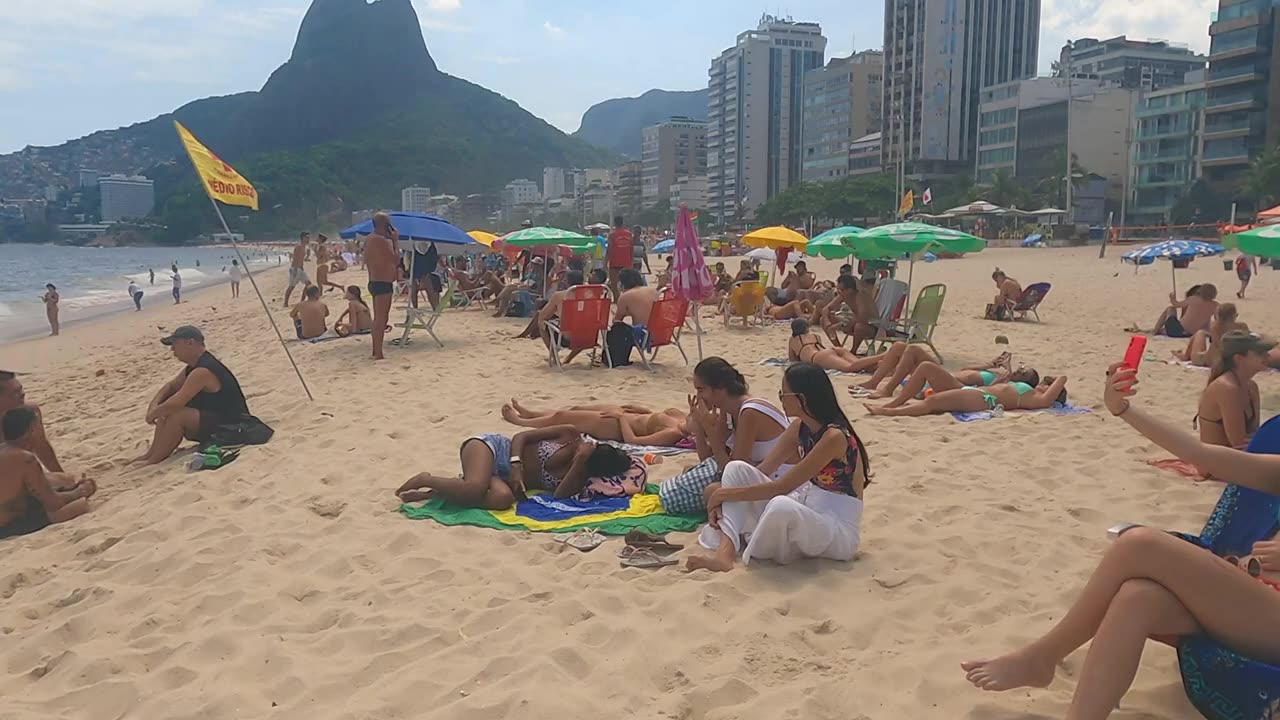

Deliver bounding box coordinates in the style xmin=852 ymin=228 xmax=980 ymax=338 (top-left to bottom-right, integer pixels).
xmin=131 ymin=326 xmax=250 ymax=466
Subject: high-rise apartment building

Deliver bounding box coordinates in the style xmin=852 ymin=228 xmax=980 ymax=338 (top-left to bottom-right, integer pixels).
xmin=98 ymin=175 xmax=154 ymax=223
xmin=543 ymin=167 xmax=577 ymax=201
xmin=707 ymin=15 xmax=826 ymax=224
xmin=614 ymin=161 xmax=644 ymax=219
xmin=1060 ymin=37 xmax=1207 ymax=92
xmin=501 ymin=179 xmax=540 ymax=209
xmin=401 ymin=185 xmax=433 ymax=213
xmin=882 ymin=0 xmax=1040 ymax=176
xmin=801 ymin=51 xmax=884 ymax=182
xmin=1130 ymin=71 xmax=1206 ymax=226
xmin=641 ymin=117 xmax=707 ymax=206
xmin=1201 ymin=0 xmax=1279 ymax=190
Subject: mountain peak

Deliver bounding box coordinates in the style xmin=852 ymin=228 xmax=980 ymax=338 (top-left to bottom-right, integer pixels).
xmin=293 ymin=0 xmax=436 ymax=73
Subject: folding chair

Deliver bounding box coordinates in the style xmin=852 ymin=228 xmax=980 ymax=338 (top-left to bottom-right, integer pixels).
xmin=637 ymin=291 xmax=690 ymax=369
xmin=867 ymin=283 xmax=947 ymax=362
xmin=1008 ymin=282 xmax=1051 ymax=322
xmin=723 ymin=281 xmax=766 ymax=328
xmin=851 ymin=278 xmax=908 ymax=351
xmin=545 ymin=284 xmax=612 ymax=370
xmin=396 ymin=279 xmax=454 ymax=348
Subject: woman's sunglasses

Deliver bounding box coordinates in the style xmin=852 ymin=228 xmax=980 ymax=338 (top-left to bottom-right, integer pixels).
xmin=1226 ymin=555 xmax=1263 ymax=577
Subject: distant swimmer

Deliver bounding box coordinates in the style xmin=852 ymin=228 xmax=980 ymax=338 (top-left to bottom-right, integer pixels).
xmin=283 ymin=232 xmax=311 ymax=307
xmin=128 ymin=280 xmax=144 ymax=311
xmin=41 ymin=284 xmax=59 ymax=336
xmin=170 ymin=264 xmax=182 ymax=304
xmin=149 ymin=268 xmax=155 ymax=285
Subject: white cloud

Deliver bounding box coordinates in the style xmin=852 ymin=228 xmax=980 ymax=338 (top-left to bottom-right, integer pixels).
xmin=479 ymin=55 xmax=518 ymax=65
xmin=543 ymin=20 xmax=566 ymax=39
xmin=425 ymin=0 xmax=461 ymax=11
xmin=0 ymin=0 xmax=208 ymax=27
xmin=1041 ymin=0 xmax=1214 ymax=61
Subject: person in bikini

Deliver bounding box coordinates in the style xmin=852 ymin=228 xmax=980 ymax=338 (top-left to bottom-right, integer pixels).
xmin=335 ymin=285 xmax=374 ymax=336
xmin=868 ymin=358 xmax=1042 ymax=407
xmin=395 ymin=426 xmax=634 ymax=509
xmin=1195 ymin=331 xmax=1271 ymax=449
xmin=763 ymin=288 xmax=815 ymax=320
xmin=1172 ymin=303 xmax=1247 ymax=368
xmin=864 ymin=375 xmax=1069 ymax=417
xmin=314 ymin=235 xmax=345 ymax=295
xmin=853 ymin=342 xmax=1011 ymax=398
xmin=787 ymin=319 xmax=884 ymax=375
xmin=0 ymin=407 xmax=96 ymax=539
xmin=501 ymin=400 xmax=690 ymax=447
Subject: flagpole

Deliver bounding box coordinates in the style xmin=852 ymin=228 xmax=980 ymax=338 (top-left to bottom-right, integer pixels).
xmin=206 ymin=195 xmax=314 ymax=402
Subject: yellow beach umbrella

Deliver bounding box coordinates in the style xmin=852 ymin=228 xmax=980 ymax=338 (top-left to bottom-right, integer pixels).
xmin=467 ymin=230 xmax=498 ymax=247
xmin=742 ymin=225 xmax=808 ymax=250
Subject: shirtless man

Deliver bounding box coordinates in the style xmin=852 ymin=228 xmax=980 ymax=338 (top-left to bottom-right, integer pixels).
xmin=815 ymin=275 xmax=875 ymax=348
xmin=289 ymin=285 xmax=329 ymax=340
xmin=0 ymin=371 xmax=62 ymax=472
xmin=1140 ymin=283 xmax=1219 ymax=338
xmin=780 ymin=261 xmax=817 ymax=302
xmin=283 ymin=232 xmax=312 ymax=307
xmin=365 ymin=213 xmax=400 ymax=360
xmin=314 ymin=235 xmax=344 ymax=294
xmin=537 ymin=270 xmax=585 ymax=365
xmin=985 ymin=269 xmax=1023 ymax=320
xmin=0 ymin=407 xmax=95 ymax=539
xmin=614 ymin=268 xmax=657 ymax=332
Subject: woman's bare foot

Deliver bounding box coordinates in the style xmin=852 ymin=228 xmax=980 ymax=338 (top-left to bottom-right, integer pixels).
xmin=685 ymin=554 xmax=734 ymax=572
xmin=867 ymin=388 xmax=892 ymax=400
xmin=501 ymin=403 xmax=529 ymax=426
xmin=960 ymin=649 xmax=1056 ymax=692
xmin=856 ymin=378 xmax=880 ymax=391
xmin=864 ymin=402 xmax=898 ymax=417
xmin=511 ymin=399 xmax=535 ymax=417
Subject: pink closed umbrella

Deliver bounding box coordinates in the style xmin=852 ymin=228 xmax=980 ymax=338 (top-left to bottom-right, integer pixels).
xmin=670 ymin=203 xmax=714 ymax=359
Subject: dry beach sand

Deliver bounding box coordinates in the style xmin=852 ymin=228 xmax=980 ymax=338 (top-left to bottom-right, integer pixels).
xmin=1 ymin=246 xmax=1277 ymax=719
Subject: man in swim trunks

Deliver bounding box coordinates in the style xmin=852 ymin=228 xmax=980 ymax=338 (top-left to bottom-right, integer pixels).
xmin=780 ymin=260 xmax=817 ymax=302
xmin=0 ymin=371 xmax=63 ymax=472
xmin=365 ymin=213 xmax=400 ymax=360
xmin=289 ymin=285 xmax=329 ymax=340
xmin=1236 ymin=254 xmax=1257 ymax=299
xmin=314 ymin=235 xmax=344 ymax=295
xmin=614 ymin=268 xmax=657 ymax=343
xmin=283 ymin=232 xmax=312 ymax=308
xmin=0 ymin=407 xmax=95 ymax=539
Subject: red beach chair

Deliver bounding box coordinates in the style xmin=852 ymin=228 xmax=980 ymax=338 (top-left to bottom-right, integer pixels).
xmin=637 ymin=290 xmax=690 ymax=370
xmin=545 ymin=284 xmax=612 ymax=370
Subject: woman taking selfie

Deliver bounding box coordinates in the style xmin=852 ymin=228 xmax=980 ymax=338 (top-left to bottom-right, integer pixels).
xmin=686 ymin=363 xmax=869 ymax=572
xmin=962 ymin=361 xmax=1280 ymax=720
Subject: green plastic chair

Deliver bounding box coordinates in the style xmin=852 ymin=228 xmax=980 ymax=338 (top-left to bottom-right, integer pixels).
xmin=870 ymin=283 xmax=946 ymax=362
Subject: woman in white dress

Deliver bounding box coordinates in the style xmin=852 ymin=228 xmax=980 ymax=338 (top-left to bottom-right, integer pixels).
xmin=686 ymin=362 xmax=869 ymax=572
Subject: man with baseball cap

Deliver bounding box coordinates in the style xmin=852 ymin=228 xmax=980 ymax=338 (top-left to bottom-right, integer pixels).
xmin=132 ymin=326 xmax=250 ymax=465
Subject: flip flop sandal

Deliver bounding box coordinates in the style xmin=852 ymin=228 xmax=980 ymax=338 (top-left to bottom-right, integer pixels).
xmin=619 ymin=548 xmax=679 ymax=569
xmin=553 ymin=528 xmax=605 ymax=552
xmin=623 ymin=530 xmax=684 ymax=552
xmin=847 ymin=386 xmax=876 ymax=398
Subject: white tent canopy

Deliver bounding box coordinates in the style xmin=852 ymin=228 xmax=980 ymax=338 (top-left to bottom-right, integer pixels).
xmin=944 ymin=200 xmax=1007 ymax=215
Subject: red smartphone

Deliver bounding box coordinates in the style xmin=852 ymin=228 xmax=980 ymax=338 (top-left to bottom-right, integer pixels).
xmin=1122 ymin=334 xmax=1147 ymax=373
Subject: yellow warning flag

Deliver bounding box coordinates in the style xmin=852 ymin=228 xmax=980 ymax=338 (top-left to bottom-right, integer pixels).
xmin=898 ymin=190 xmax=914 ymax=217
xmin=173 ymin=121 xmax=258 ymax=211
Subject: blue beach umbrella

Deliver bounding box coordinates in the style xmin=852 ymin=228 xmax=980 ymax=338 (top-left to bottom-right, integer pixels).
xmin=340 ymin=212 xmax=478 ymax=252
xmin=652 ymin=238 xmax=676 ymax=253
xmin=1121 ymin=239 xmax=1224 ymax=295
xmin=1021 ymin=233 xmax=1044 ymax=248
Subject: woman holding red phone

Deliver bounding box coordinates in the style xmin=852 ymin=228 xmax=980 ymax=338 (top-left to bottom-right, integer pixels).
xmin=961 ymin=363 xmax=1280 ymax=720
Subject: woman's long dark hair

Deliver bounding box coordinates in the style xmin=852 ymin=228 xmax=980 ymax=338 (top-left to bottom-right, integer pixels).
xmin=784 ymin=363 xmax=871 ymax=478
xmin=693 ymin=357 xmax=748 ymax=397
xmin=347 ymin=285 xmax=369 ymax=308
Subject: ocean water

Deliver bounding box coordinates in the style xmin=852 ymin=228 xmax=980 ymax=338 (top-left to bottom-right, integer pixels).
xmin=0 ymin=244 xmax=285 ymax=341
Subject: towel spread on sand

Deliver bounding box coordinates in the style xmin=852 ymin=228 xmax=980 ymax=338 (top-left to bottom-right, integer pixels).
xmin=950 ymin=404 xmax=1093 ymax=423
xmin=400 ymin=484 xmax=706 ymax=535
xmin=604 ymin=441 xmax=695 ymax=457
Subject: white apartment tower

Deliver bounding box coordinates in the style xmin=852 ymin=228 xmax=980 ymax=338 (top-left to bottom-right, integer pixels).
xmin=707 ymin=15 xmax=827 ymax=224
xmin=98 ymin=175 xmax=154 ymax=223
xmin=401 ymin=186 xmax=433 ymax=213
xmin=882 ymin=0 xmax=1040 ymax=174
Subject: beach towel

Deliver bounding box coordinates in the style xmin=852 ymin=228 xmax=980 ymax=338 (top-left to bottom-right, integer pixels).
xmin=400 ymin=484 xmax=706 ymax=535
xmin=604 ymin=440 xmax=695 ymax=458
xmin=950 ymin=404 xmax=1092 ymax=423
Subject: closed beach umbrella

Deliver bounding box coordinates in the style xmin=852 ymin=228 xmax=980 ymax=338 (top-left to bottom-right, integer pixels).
xmin=467 ymin=230 xmax=498 ymax=247
xmin=742 ymin=226 xmax=808 ymax=250
xmin=805 ymin=226 xmax=864 ymax=259
xmin=1224 ymin=224 xmax=1280 ymax=258
xmin=1121 ymin=239 xmax=1224 ymax=296
xmin=670 ymin=204 xmax=714 ymax=360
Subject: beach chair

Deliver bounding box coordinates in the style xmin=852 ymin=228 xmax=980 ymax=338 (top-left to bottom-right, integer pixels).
xmin=853 ymin=278 xmax=908 ymax=351
xmin=636 ymin=291 xmax=690 ymax=370
xmin=396 ymin=278 xmax=454 ymax=348
xmin=867 ymin=283 xmax=946 ymax=362
xmin=723 ymin=281 xmax=766 ymax=328
xmin=545 ymin=284 xmax=612 ymax=370
xmin=453 ymin=271 xmax=491 ymax=310
xmin=1166 ymin=416 xmax=1280 ymax=720
xmin=1008 ymin=282 xmax=1051 ymax=322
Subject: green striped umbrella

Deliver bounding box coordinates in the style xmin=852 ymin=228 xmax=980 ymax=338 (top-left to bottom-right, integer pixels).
xmin=804 ymin=226 xmax=865 ymax=259
xmin=1223 ymin=224 xmax=1280 ymax=258
xmin=501 ymin=226 xmax=594 ymax=252
xmin=852 ymin=223 xmax=984 ymax=313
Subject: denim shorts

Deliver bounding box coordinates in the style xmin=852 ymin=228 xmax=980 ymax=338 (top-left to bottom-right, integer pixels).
xmin=462 ymin=433 xmax=513 ymax=480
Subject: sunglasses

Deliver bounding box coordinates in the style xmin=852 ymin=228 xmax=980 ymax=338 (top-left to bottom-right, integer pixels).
xmin=1226 ymin=555 xmax=1263 ymax=577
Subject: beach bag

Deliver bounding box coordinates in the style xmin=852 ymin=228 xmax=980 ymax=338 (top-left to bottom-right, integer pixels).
xmin=605 ymin=322 xmax=635 ymax=367
xmin=202 ymin=414 xmax=275 ymax=450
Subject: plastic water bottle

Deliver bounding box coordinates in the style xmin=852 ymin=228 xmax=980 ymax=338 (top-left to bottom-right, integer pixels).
xmin=642 ymin=453 xmax=664 ymax=466
xmin=187 ymin=452 xmax=205 ymax=472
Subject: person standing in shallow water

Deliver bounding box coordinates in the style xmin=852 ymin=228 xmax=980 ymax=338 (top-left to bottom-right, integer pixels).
xmin=42 ymin=284 xmax=59 ymax=336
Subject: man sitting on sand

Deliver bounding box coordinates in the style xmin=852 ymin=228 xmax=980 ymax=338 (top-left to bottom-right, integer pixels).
xmin=1133 ymin=283 xmax=1219 ymax=338
xmin=289 ymin=285 xmax=329 ymax=340
xmin=132 ymin=326 xmax=251 ymax=466
xmin=984 ymin=269 xmax=1023 ymax=320
xmin=0 ymin=407 xmax=96 ymax=539
xmin=0 ymin=370 xmax=63 ymax=472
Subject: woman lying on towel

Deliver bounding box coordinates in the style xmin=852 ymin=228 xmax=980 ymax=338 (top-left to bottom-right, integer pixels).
xmin=685 ymin=363 xmax=868 ymax=572
xmin=962 ymin=363 xmax=1280 ymax=720
xmin=763 ymin=288 xmax=815 ymax=320
xmin=1195 ymin=331 xmax=1271 ymax=449
xmin=866 ymin=356 xmax=1042 ymax=406
xmin=863 ymin=375 xmax=1068 ymax=417
xmin=1172 ymin=303 xmax=1247 ymax=368
xmin=502 ymin=400 xmax=689 ymax=447
xmin=786 ymin=319 xmax=883 ymax=375
xmin=395 ymin=426 xmax=634 ymax=510
xmin=854 ymin=342 xmax=1018 ymax=397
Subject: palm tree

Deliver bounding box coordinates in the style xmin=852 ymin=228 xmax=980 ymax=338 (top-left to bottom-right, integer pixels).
xmin=986 ymin=169 xmax=1029 ymax=209
xmin=1245 ymin=144 xmax=1280 ymax=212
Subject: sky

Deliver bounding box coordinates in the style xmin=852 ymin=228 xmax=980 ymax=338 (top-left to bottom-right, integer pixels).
xmin=0 ymin=0 xmax=1218 ymax=155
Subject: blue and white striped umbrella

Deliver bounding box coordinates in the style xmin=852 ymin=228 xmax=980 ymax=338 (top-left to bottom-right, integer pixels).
xmin=651 ymin=238 xmax=676 ymax=253
xmin=1121 ymin=239 xmax=1224 ymax=295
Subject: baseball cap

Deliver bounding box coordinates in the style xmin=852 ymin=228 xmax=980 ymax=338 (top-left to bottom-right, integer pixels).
xmin=1221 ymin=330 xmax=1277 ymax=357
xmin=161 ymin=325 xmax=205 ymax=345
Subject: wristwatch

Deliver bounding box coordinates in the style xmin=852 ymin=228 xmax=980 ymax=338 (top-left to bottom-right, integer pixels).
xmin=510 ymin=457 xmax=523 ymax=465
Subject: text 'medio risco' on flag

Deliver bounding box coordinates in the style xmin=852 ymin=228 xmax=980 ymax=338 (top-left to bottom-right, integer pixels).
xmin=173 ymin=121 xmax=258 ymax=211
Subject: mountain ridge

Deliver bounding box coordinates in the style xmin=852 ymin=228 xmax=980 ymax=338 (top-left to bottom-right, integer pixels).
xmin=574 ymin=88 xmax=709 ymax=158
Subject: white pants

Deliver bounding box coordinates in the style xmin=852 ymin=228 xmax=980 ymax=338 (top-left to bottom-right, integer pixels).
xmin=698 ymin=460 xmax=863 ymax=565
